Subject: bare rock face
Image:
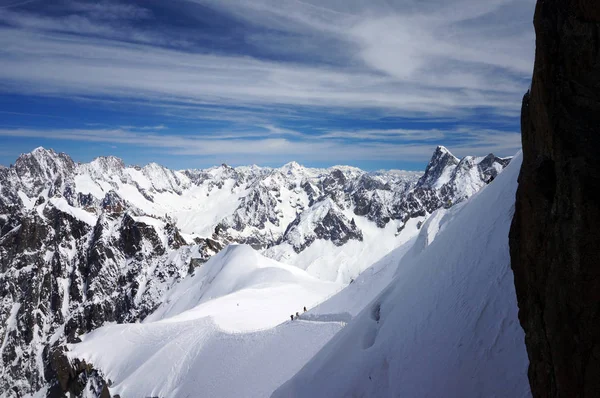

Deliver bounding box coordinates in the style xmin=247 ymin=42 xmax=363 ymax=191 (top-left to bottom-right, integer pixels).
xmin=509 ymin=0 xmax=600 ymax=396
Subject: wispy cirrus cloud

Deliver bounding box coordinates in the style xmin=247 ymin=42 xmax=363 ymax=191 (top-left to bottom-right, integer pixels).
xmin=65 ymin=1 xmax=153 ymax=20
xmin=0 ymin=0 xmax=535 ymax=117
xmin=0 ymin=0 xmax=533 ymax=168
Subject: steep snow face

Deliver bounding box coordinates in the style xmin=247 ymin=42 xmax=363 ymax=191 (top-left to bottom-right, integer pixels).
xmin=141 ymin=162 xmax=190 ymax=193
xmin=68 ymin=245 xmax=343 ymax=397
xmin=78 ymin=156 xmax=125 ymax=181
xmin=273 ymin=153 xmax=529 ymax=398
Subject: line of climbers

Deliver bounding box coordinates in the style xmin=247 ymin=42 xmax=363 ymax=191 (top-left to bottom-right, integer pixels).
xmin=290 ymin=306 xmax=307 ymax=321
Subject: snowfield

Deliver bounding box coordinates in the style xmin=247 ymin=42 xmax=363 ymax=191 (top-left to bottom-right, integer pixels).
xmin=68 ymin=152 xmax=528 ymax=398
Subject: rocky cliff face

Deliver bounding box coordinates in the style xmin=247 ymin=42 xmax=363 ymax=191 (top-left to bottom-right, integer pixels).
xmin=509 ymin=1 xmax=600 ymax=396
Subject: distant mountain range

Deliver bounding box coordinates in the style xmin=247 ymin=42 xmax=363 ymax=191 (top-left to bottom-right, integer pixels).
xmin=0 ymin=146 xmax=510 ymax=396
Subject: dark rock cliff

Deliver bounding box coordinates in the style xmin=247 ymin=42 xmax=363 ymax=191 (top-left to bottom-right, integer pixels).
xmin=509 ymin=0 xmax=600 ymax=396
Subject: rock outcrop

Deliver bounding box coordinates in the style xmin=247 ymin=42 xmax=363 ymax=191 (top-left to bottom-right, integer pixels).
xmin=280 ymin=198 xmax=363 ymax=253
xmin=509 ymin=0 xmax=600 ymax=396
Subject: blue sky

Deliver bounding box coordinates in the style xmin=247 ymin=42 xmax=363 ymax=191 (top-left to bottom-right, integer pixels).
xmin=0 ymin=0 xmax=535 ymax=170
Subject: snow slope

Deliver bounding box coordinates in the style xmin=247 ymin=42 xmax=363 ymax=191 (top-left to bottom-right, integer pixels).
xmin=68 ymin=245 xmax=344 ymax=397
xmin=144 ymin=244 xmax=341 ymax=331
xmin=273 ymin=153 xmax=529 ymax=398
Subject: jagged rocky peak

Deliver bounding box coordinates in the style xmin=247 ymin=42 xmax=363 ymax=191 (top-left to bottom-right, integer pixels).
xmin=212 ymin=163 xmax=237 ymax=178
xmin=281 ymin=197 xmax=363 ymax=253
xmin=13 ymin=147 xmax=76 ymax=195
xmin=417 ymin=145 xmax=460 ymax=189
xmin=17 ymin=146 xmax=74 ymax=169
xmin=451 ymin=155 xmax=479 ymax=180
xmin=414 ymin=146 xmax=512 ymax=204
xmin=355 ymin=173 xmax=389 ymax=191
xmin=119 ymin=213 xmax=166 ymax=257
xmin=213 ymin=181 xmax=283 ymax=248
xmin=350 ymin=174 xmax=396 ymax=228
xmin=320 ymin=167 xmax=354 ymax=208
xmin=195 ymin=162 xmax=241 ymax=186
xmin=99 ymin=190 xmax=125 ymax=212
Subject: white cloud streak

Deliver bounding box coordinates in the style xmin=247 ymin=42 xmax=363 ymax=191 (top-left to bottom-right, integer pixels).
xmin=0 ymin=0 xmax=535 ymax=118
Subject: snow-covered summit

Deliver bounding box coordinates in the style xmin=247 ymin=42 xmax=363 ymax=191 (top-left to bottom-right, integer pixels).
xmin=281 ymin=160 xmax=303 ymax=172
xmin=417 ymin=145 xmax=460 ymax=189
xmin=12 ymin=146 xmax=76 ymax=197
xmin=79 ymin=156 xmax=126 ymax=180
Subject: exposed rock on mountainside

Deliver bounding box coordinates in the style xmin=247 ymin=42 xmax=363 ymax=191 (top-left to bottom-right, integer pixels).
xmin=281 ymin=198 xmax=363 ymax=253
xmin=509 ymin=0 xmax=600 ymax=396
xmin=417 ymin=145 xmax=460 ymax=189
xmin=0 ymin=146 xmax=508 ymax=396
xmin=416 ymin=146 xmax=510 ymax=204
xmin=45 ymin=346 xmax=110 ymax=398
xmin=388 ymin=146 xmax=510 ymax=232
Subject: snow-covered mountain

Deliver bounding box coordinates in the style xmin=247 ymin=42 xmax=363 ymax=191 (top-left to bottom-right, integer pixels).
xmin=0 ymin=146 xmax=510 ymax=397
xmin=64 ymin=153 xmax=525 ymax=398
